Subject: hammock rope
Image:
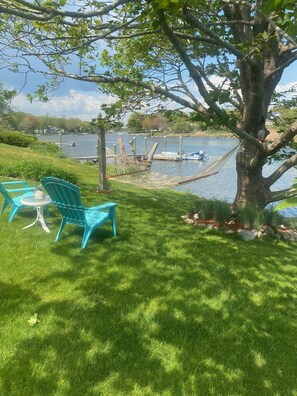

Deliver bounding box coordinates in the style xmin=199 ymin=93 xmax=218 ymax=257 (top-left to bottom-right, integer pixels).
xmin=108 ymin=144 xmax=238 ymax=189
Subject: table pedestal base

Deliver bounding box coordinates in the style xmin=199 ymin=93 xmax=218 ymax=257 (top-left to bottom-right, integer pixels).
xmin=22 ymin=205 xmax=50 ymax=233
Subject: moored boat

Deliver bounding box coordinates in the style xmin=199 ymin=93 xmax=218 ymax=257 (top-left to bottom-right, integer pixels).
xmin=182 ymin=151 xmax=210 ymax=161
xmin=154 ymin=150 xmax=209 ymax=161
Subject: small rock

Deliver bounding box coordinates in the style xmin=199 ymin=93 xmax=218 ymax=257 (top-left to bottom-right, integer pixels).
xmin=225 ymin=229 xmax=235 ymax=233
xmin=279 ymin=230 xmax=297 ymax=242
xmin=238 ymin=229 xmax=258 ymax=240
xmin=260 ymin=225 xmax=275 ymax=237
xmin=194 ymin=223 xmax=207 ymax=228
xmin=181 ymin=214 xmax=190 ymax=220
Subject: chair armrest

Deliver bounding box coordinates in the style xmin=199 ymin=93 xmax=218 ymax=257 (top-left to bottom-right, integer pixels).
xmin=87 ymin=202 xmax=117 ymax=211
xmin=6 ymin=187 xmax=35 ymax=193
xmin=2 ymin=181 xmax=30 ymax=188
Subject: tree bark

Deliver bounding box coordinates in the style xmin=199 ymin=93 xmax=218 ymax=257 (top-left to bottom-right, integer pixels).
xmin=233 ymin=140 xmax=269 ymax=209
xmin=96 ymin=124 xmax=108 ymax=191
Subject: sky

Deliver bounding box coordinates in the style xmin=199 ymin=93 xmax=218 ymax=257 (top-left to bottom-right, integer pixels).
xmin=2 ymin=60 xmax=297 ymax=122
xmin=2 ymin=65 xmax=112 ymax=121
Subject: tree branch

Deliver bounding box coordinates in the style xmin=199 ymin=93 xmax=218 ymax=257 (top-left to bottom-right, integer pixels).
xmin=183 ymin=5 xmax=253 ymax=62
xmin=268 ymin=17 xmax=297 ymax=48
xmin=157 ymin=10 xmax=223 ymax=116
xmin=265 ymin=52 xmax=297 ymax=80
xmin=266 ymin=120 xmax=297 ymax=155
xmin=270 ymin=187 xmax=297 ymax=203
xmin=231 ymin=126 xmax=265 ymax=151
xmin=265 ymin=153 xmax=297 ymax=188
xmin=1 ymin=0 xmax=133 ymax=19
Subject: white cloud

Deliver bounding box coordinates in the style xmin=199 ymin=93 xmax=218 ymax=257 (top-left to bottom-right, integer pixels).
xmin=276 ymin=81 xmax=297 ymax=93
xmin=11 ymin=89 xmax=116 ymax=121
xmin=9 ymin=77 xmax=297 ymax=122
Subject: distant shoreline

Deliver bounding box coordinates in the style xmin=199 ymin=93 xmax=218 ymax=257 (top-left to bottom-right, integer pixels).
xmin=170 ymin=127 xmax=282 ymax=141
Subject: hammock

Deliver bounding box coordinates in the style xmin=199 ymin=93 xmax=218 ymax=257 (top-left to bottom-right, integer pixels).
xmin=108 ymin=144 xmax=238 ymax=189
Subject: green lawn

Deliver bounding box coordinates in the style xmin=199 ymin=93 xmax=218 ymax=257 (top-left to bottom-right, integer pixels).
xmin=0 ymin=144 xmax=297 ymax=395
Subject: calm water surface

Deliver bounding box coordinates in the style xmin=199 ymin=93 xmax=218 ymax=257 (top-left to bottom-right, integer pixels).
xmin=39 ymin=133 xmax=297 ymax=216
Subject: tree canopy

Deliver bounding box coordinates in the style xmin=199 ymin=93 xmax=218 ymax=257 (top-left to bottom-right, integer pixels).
xmin=0 ymin=0 xmax=297 ymax=207
xmin=0 ymin=82 xmax=15 ymax=128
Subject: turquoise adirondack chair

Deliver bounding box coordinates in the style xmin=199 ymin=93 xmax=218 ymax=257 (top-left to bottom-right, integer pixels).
xmin=0 ymin=181 xmax=36 ymax=222
xmin=41 ymin=177 xmax=117 ymax=249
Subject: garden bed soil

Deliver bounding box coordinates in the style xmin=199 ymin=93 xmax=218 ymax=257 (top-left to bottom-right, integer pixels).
xmin=183 ymin=213 xmax=297 ymax=241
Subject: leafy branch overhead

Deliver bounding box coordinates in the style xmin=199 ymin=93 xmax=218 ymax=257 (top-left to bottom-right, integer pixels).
xmin=0 ymin=0 xmax=296 ymax=208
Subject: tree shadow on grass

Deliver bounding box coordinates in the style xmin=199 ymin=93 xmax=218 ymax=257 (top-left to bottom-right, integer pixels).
xmin=1 ymin=188 xmax=297 ymax=395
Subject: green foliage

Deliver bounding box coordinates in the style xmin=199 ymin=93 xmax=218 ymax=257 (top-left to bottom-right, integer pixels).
xmin=190 ymin=199 xmax=286 ymax=229
xmin=0 ymin=131 xmax=66 ymax=157
xmin=275 ymin=197 xmax=297 ymax=211
xmin=0 ymin=82 xmax=15 ymax=128
xmin=274 ymin=178 xmax=297 ymax=211
xmin=10 ymin=111 xmax=95 ymax=134
xmin=127 ymin=112 xmax=144 ymax=133
xmin=191 ymin=198 xmax=232 ymax=223
xmin=30 ymin=141 xmax=66 ymax=157
xmin=2 ymin=160 xmax=79 ymax=184
xmin=239 ymin=204 xmax=266 ymax=230
xmin=262 ymin=0 xmax=296 ymax=13
xmin=1 ymin=0 xmax=297 ymax=211
xmin=271 ymin=106 xmax=297 ymax=133
xmin=0 ymin=143 xmax=297 ymax=394
xmin=84 ymin=160 xmax=96 ymax=166
xmin=238 ymin=204 xmax=286 ymax=229
xmin=268 ymin=105 xmax=297 ymax=161
xmin=213 ymin=200 xmax=232 ymax=224
xmin=127 ymin=110 xmax=206 ymax=134
xmin=0 ymin=131 xmax=37 ymax=147
xmin=265 ymin=207 xmax=287 ymax=226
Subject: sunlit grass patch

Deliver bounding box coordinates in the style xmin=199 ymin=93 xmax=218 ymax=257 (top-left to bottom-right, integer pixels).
xmin=0 ymin=144 xmax=297 ymax=395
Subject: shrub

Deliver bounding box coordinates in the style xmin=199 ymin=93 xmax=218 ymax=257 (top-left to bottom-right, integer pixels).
xmin=194 ymin=199 xmax=215 ymax=219
xmin=263 ymin=207 xmax=288 ymax=227
xmin=188 ymin=198 xmax=287 ymax=229
xmin=30 ymin=141 xmax=66 ymax=157
xmin=191 ymin=198 xmax=232 ymax=223
xmin=0 ymin=131 xmax=37 ymax=147
xmin=239 ymin=204 xmax=265 ymax=229
xmin=213 ymin=200 xmax=232 ymax=224
xmin=238 ymin=204 xmax=287 ymax=230
xmin=5 ymin=160 xmax=79 ymax=184
xmin=84 ymin=160 xmax=96 ymax=166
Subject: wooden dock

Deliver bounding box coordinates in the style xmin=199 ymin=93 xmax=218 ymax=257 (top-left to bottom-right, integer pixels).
xmin=74 ymin=155 xmax=115 ymax=162
xmin=154 ymin=154 xmax=181 ymax=161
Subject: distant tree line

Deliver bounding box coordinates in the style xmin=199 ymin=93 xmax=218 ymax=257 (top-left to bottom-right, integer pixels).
xmin=0 ymin=83 xmax=123 ymax=134
xmin=127 ymin=110 xmax=209 ymax=134
xmin=1 ymin=83 xmax=296 ymax=137
xmin=126 ymin=106 xmax=297 ymax=135
xmin=11 ymin=112 xmax=95 ymax=134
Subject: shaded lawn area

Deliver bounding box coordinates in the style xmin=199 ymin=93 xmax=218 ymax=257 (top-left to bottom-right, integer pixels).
xmin=0 ymin=179 xmax=297 ymax=395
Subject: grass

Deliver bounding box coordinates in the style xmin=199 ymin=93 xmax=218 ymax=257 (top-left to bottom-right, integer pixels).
xmin=0 ymin=143 xmax=297 ymax=395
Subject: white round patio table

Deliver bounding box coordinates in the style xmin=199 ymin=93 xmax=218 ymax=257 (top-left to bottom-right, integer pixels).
xmin=21 ymin=195 xmax=52 ymax=233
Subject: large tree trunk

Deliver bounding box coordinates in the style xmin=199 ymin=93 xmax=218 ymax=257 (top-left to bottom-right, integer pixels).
xmin=233 ymin=140 xmax=269 ymax=209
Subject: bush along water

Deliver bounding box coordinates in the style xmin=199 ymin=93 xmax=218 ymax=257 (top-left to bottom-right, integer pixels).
xmin=0 ymin=131 xmax=37 ymax=147
xmin=1 ymin=160 xmax=79 ymax=184
xmin=183 ymin=198 xmax=297 ymax=241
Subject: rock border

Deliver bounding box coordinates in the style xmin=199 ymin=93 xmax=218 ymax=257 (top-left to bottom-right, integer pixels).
xmin=182 ymin=214 xmax=297 ymax=242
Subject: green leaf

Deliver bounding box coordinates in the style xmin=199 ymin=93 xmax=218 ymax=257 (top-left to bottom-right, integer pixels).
xmin=274 ymin=196 xmax=297 ymax=211
xmin=28 ymin=313 xmax=40 ymax=327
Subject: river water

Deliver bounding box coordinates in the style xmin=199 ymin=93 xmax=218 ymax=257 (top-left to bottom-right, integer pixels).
xmin=39 ymin=133 xmax=297 ymax=216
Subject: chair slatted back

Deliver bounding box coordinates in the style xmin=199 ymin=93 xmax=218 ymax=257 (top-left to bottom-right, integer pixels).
xmin=41 ymin=177 xmax=86 ymax=226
